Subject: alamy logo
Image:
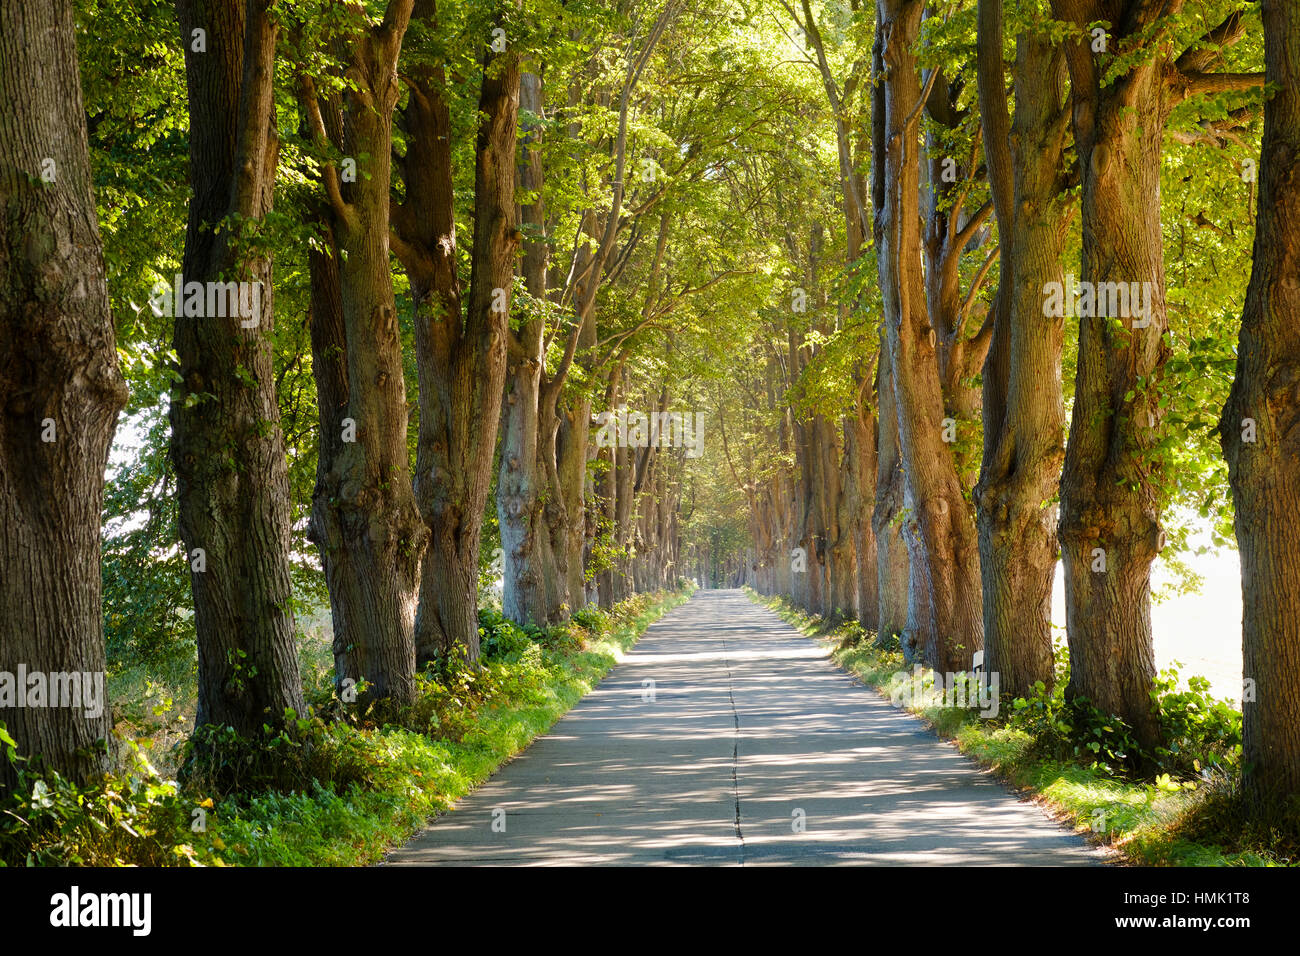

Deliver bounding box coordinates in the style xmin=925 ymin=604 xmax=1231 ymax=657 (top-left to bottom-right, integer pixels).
xmin=593 ymin=407 xmax=705 ymax=458
xmin=149 ymin=273 xmax=263 ymax=327
xmin=0 ymin=666 xmax=105 ymax=719
xmin=49 ymin=886 xmax=151 ymax=936
xmin=1041 ymin=274 xmax=1154 ymax=328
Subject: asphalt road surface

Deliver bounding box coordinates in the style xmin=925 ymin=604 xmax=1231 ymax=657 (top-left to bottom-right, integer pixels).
xmin=385 ymin=589 xmax=1102 ymax=866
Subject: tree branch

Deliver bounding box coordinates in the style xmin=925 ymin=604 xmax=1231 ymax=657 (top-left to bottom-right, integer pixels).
xmin=1175 ymin=11 xmax=1247 ymax=75
xmin=953 ymin=199 xmax=994 ymax=251
xmin=1172 ymin=71 xmax=1266 ymax=106
xmin=298 ymin=76 xmax=355 ymax=229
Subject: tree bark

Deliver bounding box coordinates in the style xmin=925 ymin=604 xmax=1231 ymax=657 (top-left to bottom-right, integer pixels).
xmin=171 ymin=0 xmax=306 ymax=734
xmin=974 ymin=0 xmax=1070 ymax=697
xmin=1220 ymin=0 xmax=1300 ymax=808
xmin=875 ymin=0 xmax=982 ymax=672
xmin=303 ymin=0 xmax=426 ymax=705
xmin=0 ymin=0 xmax=129 ymax=789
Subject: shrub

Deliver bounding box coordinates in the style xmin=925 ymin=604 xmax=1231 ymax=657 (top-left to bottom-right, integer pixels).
xmin=1150 ymin=667 xmax=1242 ymax=777
xmin=0 ymin=728 xmax=218 ymax=867
xmin=477 ymin=608 xmax=533 ymax=661
xmin=179 ymin=714 xmax=392 ymax=797
xmin=1006 ymin=657 xmax=1241 ymax=780
xmin=572 ymin=604 xmax=611 ymax=633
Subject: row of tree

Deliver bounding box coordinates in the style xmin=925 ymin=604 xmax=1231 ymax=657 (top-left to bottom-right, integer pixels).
xmin=721 ymin=0 xmax=1296 ymax=811
xmin=3 ymin=0 xmax=809 ymax=796
xmin=2 ymin=0 xmax=1296 ymax=826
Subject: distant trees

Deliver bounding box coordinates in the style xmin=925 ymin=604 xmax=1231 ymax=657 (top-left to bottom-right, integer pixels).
xmin=497 ymin=2 xmax=680 ymax=627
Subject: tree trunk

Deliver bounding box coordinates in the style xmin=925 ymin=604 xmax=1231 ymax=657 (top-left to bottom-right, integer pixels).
xmin=876 ymin=0 xmax=982 ymax=673
xmin=1221 ymin=0 xmax=1300 ymax=808
xmin=390 ymin=1 xmax=519 ymax=664
xmin=556 ymin=394 xmax=590 ymax=611
xmin=0 ymin=0 xmax=128 ymax=789
xmin=303 ymin=0 xmax=426 ymax=706
xmin=870 ymin=327 xmax=913 ymax=649
xmin=847 ymin=391 xmax=881 ymax=631
xmin=974 ymin=0 xmax=1070 ymax=698
xmin=171 ymin=0 xmax=305 ymax=733
xmin=612 ymin=440 xmax=634 ymax=602
xmin=870 ymin=17 xmax=910 ymax=647
xmin=498 ymin=69 xmax=566 ymax=627
xmin=595 ymin=364 xmax=623 ymax=608
xmin=305 ymin=202 xmax=351 ymax=683
xmin=809 ymin=414 xmax=847 ymax=618
xmin=552 ymin=270 xmax=599 ymax=614
xmin=498 ymin=344 xmax=555 ymax=624
xmin=1052 ymin=0 xmax=1173 ymax=750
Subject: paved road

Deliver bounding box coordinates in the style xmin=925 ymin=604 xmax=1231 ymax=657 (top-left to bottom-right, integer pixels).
xmin=385 ymin=589 xmax=1102 ymax=866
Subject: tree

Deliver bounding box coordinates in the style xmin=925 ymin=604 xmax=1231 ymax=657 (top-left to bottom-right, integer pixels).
xmin=974 ymin=0 xmax=1072 ymax=697
xmin=496 ymin=0 xmax=724 ymax=622
xmin=874 ymin=0 xmax=983 ymax=673
xmin=785 ymin=0 xmax=876 ymax=622
xmin=497 ymin=63 xmax=567 ymax=627
xmin=540 ymin=0 xmax=680 ymax=618
xmin=869 ymin=14 xmax=911 ymax=645
xmin=1220 ymin=0 xmax=1300 ymax=810
xmin=170 ymin=0 xmax=307 ymax=734
xmin=1051 ymin=0 xmax=1261 ymax=748
xmin=0 ymin=0 xmax=129 ymax=788
xmin=393 ymin=0 xmax=521 ymax=663
xmin=300 ymin=0 xmax=427 ymax=705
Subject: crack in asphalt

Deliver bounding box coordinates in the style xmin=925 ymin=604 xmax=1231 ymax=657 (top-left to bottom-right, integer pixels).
xmin=720 ymin=627 xmax=745 ymax=866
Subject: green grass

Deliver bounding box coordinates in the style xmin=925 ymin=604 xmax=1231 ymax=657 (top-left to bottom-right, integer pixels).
xmin=746 ymin=588 xmax=1291 ymax=868
xmin=1 ymin=586 xmax=692 ymax=867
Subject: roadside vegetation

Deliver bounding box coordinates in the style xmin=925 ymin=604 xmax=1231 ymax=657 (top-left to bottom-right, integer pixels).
xmin=0 ymin=587 xmax=690 ymax=867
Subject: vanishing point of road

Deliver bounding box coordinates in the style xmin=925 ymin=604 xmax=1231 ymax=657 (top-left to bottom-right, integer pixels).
xmin=385 ymin=589 xmax=1102 ymax=866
